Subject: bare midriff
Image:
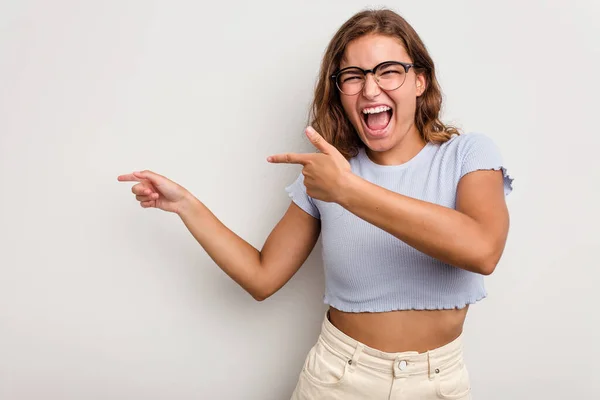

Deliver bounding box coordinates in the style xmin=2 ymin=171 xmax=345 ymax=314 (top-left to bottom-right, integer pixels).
xmin=328 ymin=306 xmax=469 ymax=353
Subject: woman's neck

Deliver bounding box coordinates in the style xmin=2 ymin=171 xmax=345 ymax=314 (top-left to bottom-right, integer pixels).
xmin=365 ymin=126 xmax=426 ymax=166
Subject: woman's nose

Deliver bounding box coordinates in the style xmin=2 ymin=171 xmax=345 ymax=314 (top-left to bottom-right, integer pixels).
xmin=362 ymin=74 xmax=381 ymax=99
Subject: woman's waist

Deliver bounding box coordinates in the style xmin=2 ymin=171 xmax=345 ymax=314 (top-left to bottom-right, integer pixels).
xmin=327 ymin=306 xmax=468 ymax=354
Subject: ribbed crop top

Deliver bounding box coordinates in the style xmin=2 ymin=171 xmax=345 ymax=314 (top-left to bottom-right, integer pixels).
xmin=285 ymin=133 xmax=513 ymax=312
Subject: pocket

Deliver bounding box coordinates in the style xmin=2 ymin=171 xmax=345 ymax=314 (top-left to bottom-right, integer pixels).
xmin=301 ymin=337 xmax=350 ymax=387
xmin=434 ymin=358 xmax=471 ymax=400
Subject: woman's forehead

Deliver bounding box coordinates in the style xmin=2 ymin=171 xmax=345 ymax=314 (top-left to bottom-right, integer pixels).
xmin=340 ymin=34 xmax=410 ymax=69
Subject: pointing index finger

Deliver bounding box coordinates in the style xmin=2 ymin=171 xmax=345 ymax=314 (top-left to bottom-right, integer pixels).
xmin=267 ymin=153 xmax=311 ymax=165
xmin=117 ymin=173 xmax=141 ymax=182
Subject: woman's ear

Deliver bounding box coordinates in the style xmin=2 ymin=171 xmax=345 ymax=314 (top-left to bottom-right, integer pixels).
xmin=416 ymin=73 xmax=427 ymax=96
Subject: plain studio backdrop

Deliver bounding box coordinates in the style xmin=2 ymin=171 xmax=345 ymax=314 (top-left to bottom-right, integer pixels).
xmin=1 ymin=0 xmax=599 ymax=399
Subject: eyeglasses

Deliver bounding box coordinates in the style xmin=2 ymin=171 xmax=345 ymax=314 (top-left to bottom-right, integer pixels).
xmin=331 ymin=61 xmax=417 ymax=96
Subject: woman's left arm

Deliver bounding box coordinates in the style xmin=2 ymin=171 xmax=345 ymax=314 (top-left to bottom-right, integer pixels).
xmin=338 ymin=169 xmax=509 ymax=275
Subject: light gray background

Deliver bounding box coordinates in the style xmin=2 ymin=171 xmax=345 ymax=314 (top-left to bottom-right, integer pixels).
xmin=1 ymin=0 xmax=598 ymax=399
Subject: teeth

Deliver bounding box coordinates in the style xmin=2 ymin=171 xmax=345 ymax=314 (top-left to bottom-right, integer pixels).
xmin=362 ymin=106 xmax=391 ymax=114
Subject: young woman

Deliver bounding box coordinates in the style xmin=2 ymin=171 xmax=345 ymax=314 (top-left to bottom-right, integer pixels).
xmin=118 ymin=8 xmax=512 ymax=400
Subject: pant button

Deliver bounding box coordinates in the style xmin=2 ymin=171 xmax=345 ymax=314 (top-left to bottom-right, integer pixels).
xmin=398 ymin=360 xmax=407 ymax=370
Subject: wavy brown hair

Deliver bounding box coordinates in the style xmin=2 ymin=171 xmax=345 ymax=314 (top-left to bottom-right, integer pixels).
xmin=310 ymin=8 xmax=460 ymax=159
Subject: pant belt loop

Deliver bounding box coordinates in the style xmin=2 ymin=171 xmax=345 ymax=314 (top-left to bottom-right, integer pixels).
xmin=348 ymin=343 xmax=364 ymax=373
xmin=427 ymin=350 xmax=433 ymax=380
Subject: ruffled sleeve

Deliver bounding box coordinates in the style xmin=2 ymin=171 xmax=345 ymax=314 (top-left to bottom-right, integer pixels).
xmin=458 ymin=133 xmax=514 ymax=196
xmin=285 ymin=172 xmax=321 ymax=219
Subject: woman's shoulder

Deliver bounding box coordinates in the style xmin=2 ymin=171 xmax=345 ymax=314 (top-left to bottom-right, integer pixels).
xmin=437 ymin=132 xmax=499 ymax=152
xmin=433 ymin=132 xmax=504 ymax=163
xmin=434 ymin=131 xmax=513 ymax=195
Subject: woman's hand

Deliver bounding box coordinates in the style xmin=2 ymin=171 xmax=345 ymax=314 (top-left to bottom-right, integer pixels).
xmin=267 ymin=126 xmax=352 ymax=203
xmin=117 ymin=170 xmax=191 ymax=214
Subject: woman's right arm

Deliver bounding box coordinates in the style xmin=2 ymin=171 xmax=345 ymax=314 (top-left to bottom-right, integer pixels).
xmin=118 ymin=170 xmax=321 ymax=301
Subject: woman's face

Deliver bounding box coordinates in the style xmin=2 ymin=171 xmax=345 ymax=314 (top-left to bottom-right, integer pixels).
xmin=338 ymin=34 xmax=426 ymax=156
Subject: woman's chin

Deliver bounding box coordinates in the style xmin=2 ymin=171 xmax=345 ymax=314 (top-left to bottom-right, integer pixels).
xmin=364 ymin=141 xmax=394 ymax=154
xmin=359 ymin=128 xmax=395 ymax=152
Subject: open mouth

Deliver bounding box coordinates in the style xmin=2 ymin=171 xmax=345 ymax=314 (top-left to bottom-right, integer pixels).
xmin=362 ymin=105 xmax=393 ymax=133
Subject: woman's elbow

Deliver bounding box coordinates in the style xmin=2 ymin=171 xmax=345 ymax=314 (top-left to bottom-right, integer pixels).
xmin=477 ymin=259 xmax=497 ymax=276
xmin=251 ymin=288 xmax=274 ymax=302
xmin=473 ymin=244 xmax=504 ymax=275
xmin=249 ymin=281 xmax=278 ymax=302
